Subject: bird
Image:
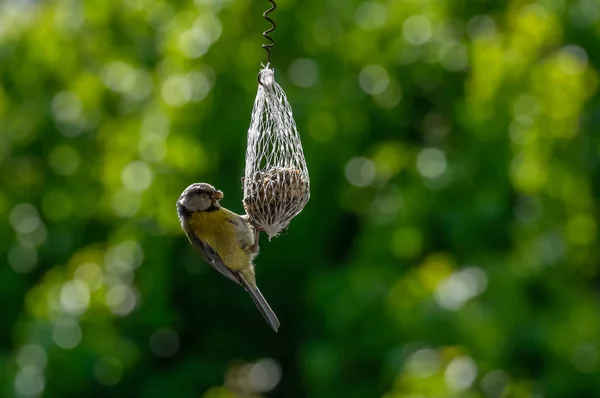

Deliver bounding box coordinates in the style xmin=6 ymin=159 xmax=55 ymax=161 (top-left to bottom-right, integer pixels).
xmin=176 ymin=182 xmax=280 ymax=332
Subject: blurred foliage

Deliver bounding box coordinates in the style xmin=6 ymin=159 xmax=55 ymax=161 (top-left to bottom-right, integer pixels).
xmin=1 ymin=0 xmax=600 ymax=397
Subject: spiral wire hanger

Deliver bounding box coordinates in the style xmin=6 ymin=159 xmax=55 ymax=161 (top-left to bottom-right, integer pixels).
xmin=258 ymin=0 xmax=277 ymax=86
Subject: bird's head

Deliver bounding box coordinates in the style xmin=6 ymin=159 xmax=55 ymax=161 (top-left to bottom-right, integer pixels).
xmin=177 ymin=183 xmax=224 ymax=213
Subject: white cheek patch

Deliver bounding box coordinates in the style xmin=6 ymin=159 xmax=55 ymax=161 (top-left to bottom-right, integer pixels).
xmin=182 ymin=194 xmax=212 ymax=211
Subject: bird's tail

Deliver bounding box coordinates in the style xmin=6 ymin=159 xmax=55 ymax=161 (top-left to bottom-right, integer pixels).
xmin=239 ymin=276 xmax=280 ymax=333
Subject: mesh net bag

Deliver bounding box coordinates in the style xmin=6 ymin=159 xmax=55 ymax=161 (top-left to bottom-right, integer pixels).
xmin=243 ymin=66 xmax=310 ymax=238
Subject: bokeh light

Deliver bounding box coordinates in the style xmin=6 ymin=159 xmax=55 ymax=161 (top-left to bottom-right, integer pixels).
xmin=1 ymin=0 xmax=600 ymax=397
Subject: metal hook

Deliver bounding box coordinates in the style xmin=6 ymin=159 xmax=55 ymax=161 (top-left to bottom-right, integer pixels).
xmin=258 ymin=0 xmax=276 ymax=87
xmin=262 ymin=0 xmax=276 ymax=64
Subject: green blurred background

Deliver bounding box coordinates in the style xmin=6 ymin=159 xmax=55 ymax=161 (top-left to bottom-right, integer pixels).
xmin=1 ymin=0 xmax=600 ymax=397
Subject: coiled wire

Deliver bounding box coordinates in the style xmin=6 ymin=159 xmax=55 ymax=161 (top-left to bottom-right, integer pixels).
xmin=258 ymin=0 xmax=276 ymax=86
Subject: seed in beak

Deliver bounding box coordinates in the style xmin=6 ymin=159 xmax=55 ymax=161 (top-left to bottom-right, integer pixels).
xmin=213 ymin=190 xmax=224 ymax=200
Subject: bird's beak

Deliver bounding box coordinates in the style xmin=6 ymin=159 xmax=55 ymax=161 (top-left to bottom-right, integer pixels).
xmin=212 ymin=190 xmax=224 ymax=200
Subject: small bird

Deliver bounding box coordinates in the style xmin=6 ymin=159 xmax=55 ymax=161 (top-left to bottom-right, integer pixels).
xmin=176 ymin=182 xmax=280 ymax=332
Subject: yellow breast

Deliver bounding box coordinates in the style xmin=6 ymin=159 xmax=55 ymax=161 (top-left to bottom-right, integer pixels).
xmin=189 ymin=210 xmax=252 ymax=271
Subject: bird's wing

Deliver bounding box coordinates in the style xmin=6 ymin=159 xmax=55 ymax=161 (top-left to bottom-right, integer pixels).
xmin=225 ymin=211 xmax=255 ymax=247
xmin=184 ymin=229 xmax=241 ymax=286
